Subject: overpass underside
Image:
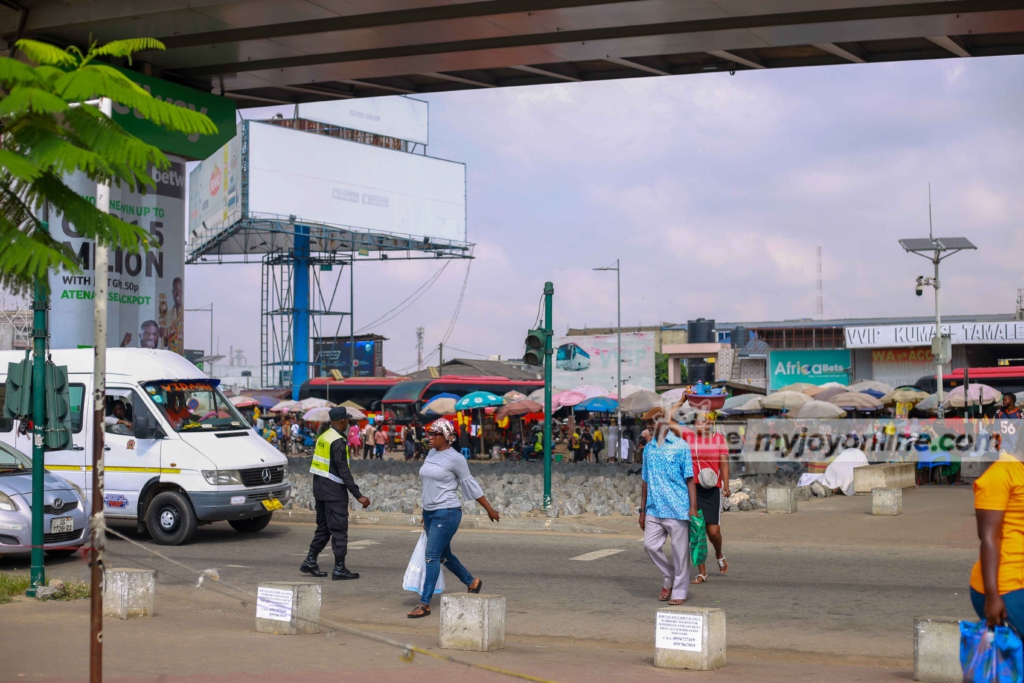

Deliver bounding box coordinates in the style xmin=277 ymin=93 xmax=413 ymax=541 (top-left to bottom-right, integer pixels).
xmin=4 ymin=1 xmax=1024 ymax=106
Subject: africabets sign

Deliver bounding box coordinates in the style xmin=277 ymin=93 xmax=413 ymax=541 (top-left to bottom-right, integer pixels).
xmin=768 ymin=349 xmax=851 ymax=390
xmin=48 ymin=158 xmax=186 ymax=353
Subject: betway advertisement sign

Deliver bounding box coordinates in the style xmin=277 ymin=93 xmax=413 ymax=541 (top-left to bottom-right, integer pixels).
xmin=769 ymin=349 xmax=851 ymax=390
xmin=48 ymin=159 xmax=186 ymax=353
xmin=845 ymin=321 xmax=1024 ymax=348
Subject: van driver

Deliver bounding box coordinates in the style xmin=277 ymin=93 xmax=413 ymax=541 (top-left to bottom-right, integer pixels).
xmin=104 ymin=400 xmax=133 ymax=435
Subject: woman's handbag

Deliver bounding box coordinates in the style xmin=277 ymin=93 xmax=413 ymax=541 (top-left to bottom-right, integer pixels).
xmin=402 ymin=532 xmax=445 ymax=595
xmin=697 ymin=467 xmax=719 ymax=489
xmin=961 ymin=619 xmax=1023 ymax=683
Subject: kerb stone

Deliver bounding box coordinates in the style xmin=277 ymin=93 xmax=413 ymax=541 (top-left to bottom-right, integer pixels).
xmin=766 ymin=486 xmax=797 ymax=514
xmin=914 ymin=617 xmax=961 ymax=683
xmin=439 ymin=594 xmax=505 ymax=652
xmin=655 ymin=605 xmax=726 ymax=670
xmin=255 ymin=582 xmax=321 ymax=635
xmin=103 ymin=568 xmax=155 ymax=619
xmin=872 ymin=487 xmax=902 ymax=516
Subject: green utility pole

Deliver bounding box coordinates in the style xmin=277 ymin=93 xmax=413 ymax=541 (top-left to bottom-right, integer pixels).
xmin=543 ymin=282 xmax=553 ymax=510
xmin=27 ymin=277 xmax=48 ymax=595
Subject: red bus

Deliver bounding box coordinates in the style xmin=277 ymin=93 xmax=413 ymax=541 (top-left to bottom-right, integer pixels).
xmin=915 ymin=366 xmax=1024 ymax=395
xmin=382 ymin=375 xmax=544 ymax=422
xmin=298 ymin=376 xmax=410 ymax=411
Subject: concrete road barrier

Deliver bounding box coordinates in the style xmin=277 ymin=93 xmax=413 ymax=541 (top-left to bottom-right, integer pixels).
xmin=103 ymin=568 xmax=155 ymax=619
xmin=255 ymin=582 xmax=321 ymax=635
xmin=872 ymin=487 xmax=903 ymax=516
xmin=655 ymin=605 xmax=726 ymax=670
xmin=854 ymin=463 xmax=915 ymax=495
xmin=767 ymin=487 xmax=797 ymax=514
xmin=439 ymin=594 xmax=505 ymax=652
xmin=914 ymin=616 xmax=961 ymax=683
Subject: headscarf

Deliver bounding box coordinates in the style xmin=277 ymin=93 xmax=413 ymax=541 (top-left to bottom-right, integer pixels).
xmin=427 ymin=417 xmax=457 ymax=444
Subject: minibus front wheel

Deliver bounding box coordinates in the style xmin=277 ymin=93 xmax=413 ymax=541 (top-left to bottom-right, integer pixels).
xmin=147 ymin=490 xmax=198 ymax=545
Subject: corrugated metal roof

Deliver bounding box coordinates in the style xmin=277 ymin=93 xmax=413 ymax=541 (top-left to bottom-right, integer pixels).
xmin=662 ymin=313 xmax=1017 ymax=332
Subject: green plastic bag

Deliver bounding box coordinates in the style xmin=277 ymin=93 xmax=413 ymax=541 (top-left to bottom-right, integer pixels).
xmin=690 ymin=510 xmax=708 ymax=567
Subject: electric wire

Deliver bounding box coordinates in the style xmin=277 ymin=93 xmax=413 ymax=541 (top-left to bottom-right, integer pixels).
xmin=101 ymin=527 xmax=559 ymax=683
xmin=439 ymin=260 xmax=472 ymax=346
xmin=354 ymin=261 xmax=450 ymax=334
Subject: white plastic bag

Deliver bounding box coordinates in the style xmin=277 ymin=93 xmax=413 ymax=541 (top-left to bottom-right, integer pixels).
xmin=402 ymin=532 xmax=445 ymax=594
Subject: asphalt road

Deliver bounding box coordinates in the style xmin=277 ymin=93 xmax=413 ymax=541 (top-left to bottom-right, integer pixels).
xmin=2 ymin=490 xmax=980 ymax=663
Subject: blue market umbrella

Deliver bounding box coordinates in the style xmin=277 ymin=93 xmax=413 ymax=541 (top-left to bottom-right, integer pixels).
xmin=430 ymin=392 xmax=462 ymax=402
xmin=455 ymin=391 xmax=504 ymax=411
xmin=574 ymin=396 xmax=618 ymax=413
xmin=256 ymin=395 xmax=281 ymax=409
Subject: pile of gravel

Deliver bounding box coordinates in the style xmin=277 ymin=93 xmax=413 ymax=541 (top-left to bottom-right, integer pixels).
xmin=285 ymin=459 xmax=828 ymax=517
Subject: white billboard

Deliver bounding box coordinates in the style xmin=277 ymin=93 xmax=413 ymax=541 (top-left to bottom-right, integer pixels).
xmin=552 ymin=332 xmax=656 ymax=393
xmin=188 ymin=123 xmax=242 ymax=237
xmin=50 ymin=159 xmax=186 ymax=353
xmin=246 ymin=121 xmax=466 ymax=242
xmin=299 ymin=97 xmax=429 ymax=145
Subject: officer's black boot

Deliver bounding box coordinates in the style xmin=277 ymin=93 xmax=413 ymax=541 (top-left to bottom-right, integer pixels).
xmin=300 ymin=548 xmax=327 ymax=577
xmin=332 ymin=556 xmax=359 ymax=580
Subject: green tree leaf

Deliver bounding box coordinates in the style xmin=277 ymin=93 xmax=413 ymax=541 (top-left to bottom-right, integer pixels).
xmin=14 ymin=40 xmax=78 ymax=67
xmin=91 ymin=38 xmax=166 ymax=62
xmin=0 ymin=87 xmax=70 ymax=117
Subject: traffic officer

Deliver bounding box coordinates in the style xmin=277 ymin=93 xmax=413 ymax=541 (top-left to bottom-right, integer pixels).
xmin=300 ymin=407 xmax=370 ymax=580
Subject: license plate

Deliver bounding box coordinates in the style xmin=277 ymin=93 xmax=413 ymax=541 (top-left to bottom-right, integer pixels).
xmin=50 ymin=517 xmax=74 ymax=534
xmin=261 ymin=498 xmax=283 ymax=511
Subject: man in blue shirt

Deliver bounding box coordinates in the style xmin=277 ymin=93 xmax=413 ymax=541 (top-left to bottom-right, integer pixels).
xmin=640 ymin=408 xmax=697 ymax=605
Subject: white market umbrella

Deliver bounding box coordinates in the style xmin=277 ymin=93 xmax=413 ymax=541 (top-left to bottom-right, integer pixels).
xmin=619 ymin=384 xmax=645 ymax=398
xmin=945 ymin=384 xmax=1002 ymax=408
xmin=572 ymin=385 xmax=609 ymax=399
xmin=295 ymin=397 xmax=335 ymax=411
xmin=269 ymin=400 xmax=298 ymax=413
xmin=827 ymin=392 xmax=884 ymax=411
xmin=776 ymin=382 xmax=817 ymax=393
xmin=619 ymin=390 xmax=662 ymax=414
xmin=847 ymin=380 xmax=894 ymax=395
xmin=792 ymin=400 xmax=847 ymax=419
xmin=762 ymin=391 xmax=812 ymax=411
xmin=660 ymin=388 xmax=686 ymax=403
xmin=421 ymin=397 xmax=458 ymax=415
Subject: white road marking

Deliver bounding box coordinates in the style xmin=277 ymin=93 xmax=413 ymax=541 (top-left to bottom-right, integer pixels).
xmin=569 ymin=549 xmax=625 ymax=561
xmin=225 ymin=564 xmax=252 ymax=568
xmin=348 ymin=540 xmax=380 ymax=550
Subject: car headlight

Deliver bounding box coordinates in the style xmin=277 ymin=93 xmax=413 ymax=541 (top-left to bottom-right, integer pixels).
xmin=68 ymin=481 xmax=87 ymax=507
xmin=0 ymin=491 xmax=18 ymax=512
xmin=202 ymin=470 xmax=242 ymax=486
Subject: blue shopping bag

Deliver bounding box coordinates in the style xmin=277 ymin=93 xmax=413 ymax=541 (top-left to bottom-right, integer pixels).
xmin=961 ymin=619 xmax=1024 ymax=683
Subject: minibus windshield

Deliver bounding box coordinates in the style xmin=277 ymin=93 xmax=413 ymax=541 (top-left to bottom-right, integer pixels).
xmin=143 ymin=381 xmax=248 ymax=432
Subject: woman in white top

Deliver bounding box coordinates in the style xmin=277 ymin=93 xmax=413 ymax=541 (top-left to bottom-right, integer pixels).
xmin=408 ymin=418 xmax=500 ymax=618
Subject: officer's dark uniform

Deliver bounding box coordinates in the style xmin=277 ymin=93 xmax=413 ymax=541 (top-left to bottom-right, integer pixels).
xmin=301 ymin=420 xmax=364 ymax=580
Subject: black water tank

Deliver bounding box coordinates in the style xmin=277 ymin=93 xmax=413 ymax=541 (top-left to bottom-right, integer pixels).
xmin=731 ymin=326 xmax=747 ymax=349
xmin=687 ymin=318 xmax=715 ymax=344
xmin=687 ymin=360 xmax=715 ymax=384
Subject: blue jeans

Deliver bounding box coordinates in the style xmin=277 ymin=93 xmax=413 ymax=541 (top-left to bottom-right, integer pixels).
xmin=420 ymin=507 xmax=474 ymax=605
xmin=971 ymin=588 xmax=1024 ymax=633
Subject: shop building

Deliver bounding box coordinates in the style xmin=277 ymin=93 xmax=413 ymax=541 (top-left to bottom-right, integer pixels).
xmin=662 ymin=312 xmax=1024 ymax=391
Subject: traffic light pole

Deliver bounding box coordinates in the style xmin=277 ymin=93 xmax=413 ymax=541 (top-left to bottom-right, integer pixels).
xmin=27 ymin=276 xmax=48 ymax=595
xmin=543 ymin=282 xmax=553 ymax=510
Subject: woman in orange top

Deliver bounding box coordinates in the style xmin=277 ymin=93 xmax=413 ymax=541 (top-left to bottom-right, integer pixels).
xmin=971 ymin=435 xmax=1024 ymax=631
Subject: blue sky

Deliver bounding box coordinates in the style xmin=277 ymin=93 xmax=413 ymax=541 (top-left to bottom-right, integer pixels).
xmin=185 ymin=54 xmax=1024 ymax=374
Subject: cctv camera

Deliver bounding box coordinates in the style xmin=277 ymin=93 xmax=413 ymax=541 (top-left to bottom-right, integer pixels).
xmin=915 ymin=284 xmax=923 ymax=297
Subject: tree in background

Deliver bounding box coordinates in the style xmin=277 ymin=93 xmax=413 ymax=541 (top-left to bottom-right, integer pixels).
xmin=0 ymin=38 xmax=216 ymax=292
xmin=655 ymin=352 xmax=686 ymax=386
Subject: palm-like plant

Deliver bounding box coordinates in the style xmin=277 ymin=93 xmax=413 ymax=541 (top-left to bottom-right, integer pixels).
xmin=0 ymin=38 xmax=217 ymax=293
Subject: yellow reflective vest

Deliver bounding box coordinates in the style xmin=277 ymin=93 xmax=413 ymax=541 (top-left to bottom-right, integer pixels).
xmin=310 ymin=428 xmax=348 ymax=484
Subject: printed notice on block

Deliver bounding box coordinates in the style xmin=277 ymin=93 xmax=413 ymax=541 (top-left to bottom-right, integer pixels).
xmin=256 ymin=586 xmax=293 ymax=622
xmin=656 ymin=612 xmax=702 ymax=651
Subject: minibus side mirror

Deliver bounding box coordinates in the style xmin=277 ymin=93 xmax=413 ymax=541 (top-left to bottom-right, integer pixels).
xmin=135 ymin=414 xmax=151 ymax=439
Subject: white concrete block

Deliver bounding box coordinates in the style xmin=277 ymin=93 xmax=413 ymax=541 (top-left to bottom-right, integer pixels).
xmin=766 ymin=486 xmax=797 ymax=514
xmin=439 ymin=594 xmax=505 ymax=652
xmin=255 ymin=582 xmax=321 ymax=635
xmin=914 ymin=616 xmax=961 ymax=683
xmin=103 ymin=568 xmax=155 ymax=619
xmin=854 ymin=463 xmax=915 ymax=494
xmin=872 ymin=487 xmax=902 ymax=516
xmin=655 ymin=606 xmax=726 ymax=670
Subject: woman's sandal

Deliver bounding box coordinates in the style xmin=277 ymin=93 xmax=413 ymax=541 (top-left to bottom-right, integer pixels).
xmin=659 ymin=588 xmax=671 ymax=601
xmin=668 ymin=598 xmax=685 ymax=605
xmin=718 ymin=557 xmax=728 ymax=574
xmin=691 ymin=574 xmax=708 ymax=585
xmin=407 ymin=604 xmax=431 ymax=619
xmin=468 ymin=578 xmax=483 ymax=594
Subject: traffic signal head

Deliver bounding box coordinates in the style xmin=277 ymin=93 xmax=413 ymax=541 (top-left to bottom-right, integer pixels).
xmin=43 ymin=361 xmax=71 ymax=450
xmin=524 ymin=328 xmax=546 ymax=366
xmin=3 ymin=358 xmax=32 ymax=421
